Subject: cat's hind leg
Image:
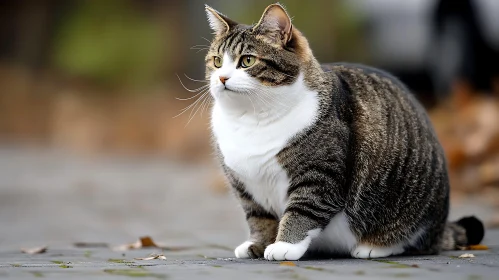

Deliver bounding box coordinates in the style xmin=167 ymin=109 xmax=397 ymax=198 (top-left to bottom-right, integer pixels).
xmin=351 ymin=244 xmax=405 ymax=259
xmin=350 ymin=226 xmax=428 ymax=258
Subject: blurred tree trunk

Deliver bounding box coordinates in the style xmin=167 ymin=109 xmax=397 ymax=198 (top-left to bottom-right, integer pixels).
xmin=0 ymin=0 xmax=70 ymax=70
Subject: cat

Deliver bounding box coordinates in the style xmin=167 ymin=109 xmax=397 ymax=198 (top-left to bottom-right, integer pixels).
xmin=204 ymin=3 xmax=484 ymax=261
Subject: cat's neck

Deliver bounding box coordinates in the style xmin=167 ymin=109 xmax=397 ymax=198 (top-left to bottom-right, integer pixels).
xmin=301 ymin=58 xmax=328 ymax=91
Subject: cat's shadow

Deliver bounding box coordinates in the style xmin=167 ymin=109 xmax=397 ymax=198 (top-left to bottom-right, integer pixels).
xmin=300 ymin=251 xmax=352 ymax=261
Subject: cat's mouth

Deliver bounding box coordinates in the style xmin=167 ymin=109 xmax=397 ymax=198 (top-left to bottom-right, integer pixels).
xmin=222 ymin=86 xmax=237 ymax=93
xmin=219 ymin=85 xmax=249 ymax=95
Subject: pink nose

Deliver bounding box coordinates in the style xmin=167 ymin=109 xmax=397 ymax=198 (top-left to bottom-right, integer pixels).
xmin=219 ymin=76 xmax=229 ymax=85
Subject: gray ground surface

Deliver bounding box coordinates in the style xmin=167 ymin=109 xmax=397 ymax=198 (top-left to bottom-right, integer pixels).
xmin=0 ymin=147 xmax=498 ymax=279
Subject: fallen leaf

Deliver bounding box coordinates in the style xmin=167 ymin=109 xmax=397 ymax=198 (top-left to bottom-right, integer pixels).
xmin=134 ymin=253 xmax=167 ymax=261
xmin=21 ymin=246 xmax=47 ymax=254
xmin=113 ymin=236 xmax=158 ymax=251
xmin=280 ymin=261 xmax=296 ymax=266
xmin=139 ymin=236 xmax=158 ymax=247
xmin=464 ymin=244 xmax=489 ymax=250
xmin=113 ymin=236 xmax=193 ymax=252
xmin=458 ymin=253 xmax=475 ymax=258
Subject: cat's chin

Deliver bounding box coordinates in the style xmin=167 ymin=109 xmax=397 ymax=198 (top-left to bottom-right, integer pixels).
xmin=217 ymin=87 xmax=248 ymax=95
xmin=224 ymin=86 xmax=248 ymax=94
xmin=223 ymin=87 xmax=236 ymax=93
xmin=212 ymin=83 xmax=253 ymax=95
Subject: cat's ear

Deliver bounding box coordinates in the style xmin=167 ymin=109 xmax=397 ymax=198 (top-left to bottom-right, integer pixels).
xmin=253 ymin=3 xmax=293 ymax=45
xmin=205 ymin=5 xmax=237 ymax=36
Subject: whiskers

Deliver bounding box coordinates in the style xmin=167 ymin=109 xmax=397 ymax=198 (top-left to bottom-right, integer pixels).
xmin=190 ymin=45 xmax=210 ymax=53
xmin=175 ymin=37 xmax=216 ymax=126
xmin=242 ymin=81 xmax=292 ymax=113
xmin=175 ymin=73 xmax=213 ymax=127
xmin=190 ymin=37 xmax=213 ymax=53
xmin=175 ymin=73 xmax=293 ymax=127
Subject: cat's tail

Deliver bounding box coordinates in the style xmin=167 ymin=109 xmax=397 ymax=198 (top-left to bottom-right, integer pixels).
xmin=441 ymin=216 xmax=485 ymax=250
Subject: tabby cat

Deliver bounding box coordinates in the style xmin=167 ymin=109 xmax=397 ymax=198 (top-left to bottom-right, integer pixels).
xmin=204 ymin=3 xmax=484 ymax=261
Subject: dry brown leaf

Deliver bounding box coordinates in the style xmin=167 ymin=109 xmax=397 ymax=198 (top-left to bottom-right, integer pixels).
xmin=139 ymin=236 xmax=158 ymax=247
xmin=134 ymin=254 xmax=167 ymax=261
xmin=112 ymin=236 xmax=194 ymax=252
xmin=458 ymin=253 xmax=475 ymax=258
xmin=21 ymin=246 xmax=47 ymax=254
xmin=113 ymin=236 xmax=159 ymax=251
xmin=280 ymin=261 xmax=296 ymax=266
xmin=464 ymin=244 xmax=489 ymax=250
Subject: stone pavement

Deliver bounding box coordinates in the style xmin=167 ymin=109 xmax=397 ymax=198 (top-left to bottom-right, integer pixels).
xmin=0 ymin=147 xmax=498 ymax=279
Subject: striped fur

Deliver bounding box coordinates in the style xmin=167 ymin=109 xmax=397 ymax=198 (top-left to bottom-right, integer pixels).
xmin=205 ymin=4 xmax=484 ymax=260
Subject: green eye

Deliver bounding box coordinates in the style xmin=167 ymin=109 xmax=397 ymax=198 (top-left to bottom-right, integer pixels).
xmin=240 ymin=55 xmax=256 ymax=68
xmin=214 ymin=56 xmax=223 ymax=68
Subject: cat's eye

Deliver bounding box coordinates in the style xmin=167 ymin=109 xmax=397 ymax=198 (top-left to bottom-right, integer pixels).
xmin=213 ymin=56 xmax=223 ymax=68
xmin=240 ymin=55 xmax=256 ymax=68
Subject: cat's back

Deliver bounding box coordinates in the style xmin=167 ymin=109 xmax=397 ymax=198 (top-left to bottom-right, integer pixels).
xmin=322 ymin=62 xmax=432 ymax=133
xmin=322 ymin=62 xmax=412 ymax=104
xmin=322 ymin=62 xmax=444 ymax=171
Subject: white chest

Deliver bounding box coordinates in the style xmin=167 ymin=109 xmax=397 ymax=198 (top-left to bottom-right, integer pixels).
xmin=211 ymin=90 xmax=319 ymax=217
xmin=214 ymin=113 xmax=291 ymax=216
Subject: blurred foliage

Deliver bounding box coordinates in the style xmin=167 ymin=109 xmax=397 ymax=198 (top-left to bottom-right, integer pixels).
xmin=52 ymin=0 xmax=166 ymax=87
xmin=0 ymin=0 xmax=367 ymax=90
xmin=216 ymin=1 xmax=366 ymax=62
xmin=327 ymin=1 xmax=369 ymax=62
xmin=284 ymin=1 xmax=366 ymax=61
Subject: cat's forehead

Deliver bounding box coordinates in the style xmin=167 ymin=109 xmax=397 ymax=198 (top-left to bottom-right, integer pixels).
xmin=210 ymin=27 xmax=266 ymax=57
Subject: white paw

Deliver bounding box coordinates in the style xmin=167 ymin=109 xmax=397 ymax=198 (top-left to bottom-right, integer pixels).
xmin=351 ymin=244 xmax=404 ymax=259
xmin=234 ymin=241 xmax=254 ymax=258
xmin=264 ymin=241 xmax=307 ymax=261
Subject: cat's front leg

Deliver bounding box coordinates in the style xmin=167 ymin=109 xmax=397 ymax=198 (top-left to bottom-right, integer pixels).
xmin=234 ymin=191 xmax=278 ymax=259
xmin=264 ymin=184 xmax=344 ymax=261
xmin=220 ymin=162 xmax=279 ymax=259
xmin=264 ymin=212 xmax=324 ymax=261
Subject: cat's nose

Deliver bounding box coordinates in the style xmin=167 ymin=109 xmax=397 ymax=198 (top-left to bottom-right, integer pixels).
xmin=219 ymin=76 xmax=229 ymax=85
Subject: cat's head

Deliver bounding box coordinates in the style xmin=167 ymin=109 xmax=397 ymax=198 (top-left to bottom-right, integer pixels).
xmin=204 ymin=4 xmax=314 ymax=106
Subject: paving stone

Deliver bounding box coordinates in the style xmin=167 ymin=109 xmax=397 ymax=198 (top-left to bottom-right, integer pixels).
xmin=0 ymin=148 xmax=497 ymax=279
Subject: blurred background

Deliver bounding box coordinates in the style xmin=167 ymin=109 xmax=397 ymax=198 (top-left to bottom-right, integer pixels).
xmin=0 ymin=0 xmax=498 ymax=248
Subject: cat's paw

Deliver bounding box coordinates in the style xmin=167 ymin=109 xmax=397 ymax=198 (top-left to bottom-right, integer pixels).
xmin=235 ymin=241 xmax=254 ymax=258
xmin=351 ymin=244 xmax=404 ymax=259
xmin=234 ymin=241 xmax=266 ymax=258
xmin=264 ymin=241 xmax=307 ymax=261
